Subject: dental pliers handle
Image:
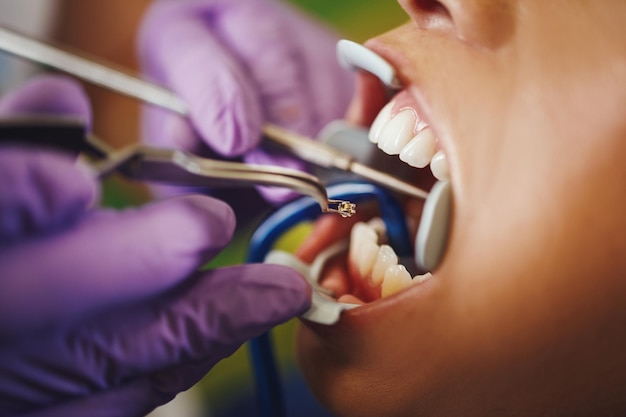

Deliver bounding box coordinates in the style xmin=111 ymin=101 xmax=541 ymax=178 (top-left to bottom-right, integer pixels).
xmin=0 ymin=116 xmax=107 ymax=157
xmin=115 ymin=145 xmax=355 ymax=216
xmin=0 ymin=25 xmax=427 ymax=203
xmin=0 ymin=117 xmax=356 ymax=217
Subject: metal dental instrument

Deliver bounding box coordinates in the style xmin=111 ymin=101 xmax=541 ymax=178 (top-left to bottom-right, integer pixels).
xmin=264 ymin=242 xmax=359 ymax=326
xmin=0 ymin=25 xmax=428 ymax=201
xmin=263 ymin=124 xmax=428 ymax=200
xmin=0 ymin=26 xmax=360 ymax=216
xmin=103 ymin=144 xmax=356 ymax=217
xmin=121 ymin=150 xmax=357 ymax=217
xmin=0 ymin=116 xmax=356 ymax=217
xmin=0 ymin=25 xmax=451 ymax=271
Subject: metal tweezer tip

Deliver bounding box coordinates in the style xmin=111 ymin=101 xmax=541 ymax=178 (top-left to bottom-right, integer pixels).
xmin=327 ymin=200 xmax=357 ymax=218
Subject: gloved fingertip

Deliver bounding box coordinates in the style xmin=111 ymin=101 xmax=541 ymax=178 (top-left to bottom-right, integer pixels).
xmin=0 ymin=195 xmax=237 ymax=326
xmin=43 ymin=151 xmax=101 ymax=212
xmin=271 ymin=264 xmax=314 ymax=314
xmin=142 ymin=106 xmax=204 ymax=153
xmin=164 ymin=115 xmax=202 ymax=151
xmin=256 ymin=186 xmax=300 ymax=206
xmin=237 ymin=263 xmax=313 ymax=315
xmin=193 ymin=264 xmax=312 ymax=338
xmin=244 ymin=148 xmax=309 ymax=205
xmin=157 ymin=195 xmax=237 ymax=252
xmin=139 ymin=0 xmax=267 ymax=158
xmin=244 ymin=146 xmax=306 ymax=169
xmin=0 ymin=75 xmax=92 ymax=125
xmin=0 ymin=148 xmax=100 ymax=240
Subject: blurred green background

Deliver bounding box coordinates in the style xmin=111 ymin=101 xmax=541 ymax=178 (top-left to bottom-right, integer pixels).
xmin=291 ymin=0 xmax=406 ymax=41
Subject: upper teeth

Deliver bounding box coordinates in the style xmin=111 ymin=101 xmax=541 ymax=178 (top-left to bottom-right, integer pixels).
xmin=350 ymin=218 xmax=432 ymax=298
xmin=369 ymin=99 xmax=450 ymax=181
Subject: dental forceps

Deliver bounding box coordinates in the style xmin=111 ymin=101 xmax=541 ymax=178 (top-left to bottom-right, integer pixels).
xmin=0 ymin=116 xmax=355 ymax=216
xmin=0 ymin=24 xmax=452 ymax=271
xmin=0 ymin=24 xmax=451 ymax=273
xmin=0 ymin=25 xmax=429 ymax=202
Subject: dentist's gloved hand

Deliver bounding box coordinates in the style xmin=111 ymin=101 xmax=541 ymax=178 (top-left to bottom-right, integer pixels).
xmin=138 ymin=0 xmax=354 ymax=203
xmin=0 ymin=76 xmax=311 ymax=417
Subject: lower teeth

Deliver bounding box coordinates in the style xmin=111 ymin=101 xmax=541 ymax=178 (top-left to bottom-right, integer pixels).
xmin=349 ymin=218 xmax=433 ymax=300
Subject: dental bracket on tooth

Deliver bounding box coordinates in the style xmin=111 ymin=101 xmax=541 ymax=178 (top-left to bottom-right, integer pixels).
xmin=337 ymin=39 xmax=402 ymax=91
xmin=264 ymin=240 xmax=359 ymax=326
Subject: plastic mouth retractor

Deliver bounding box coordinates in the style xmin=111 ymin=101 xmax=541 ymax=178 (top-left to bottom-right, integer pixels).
xmin=415 ymin=181 xmax=452 ymax=271
xmin=336 ymin=39 xmax=402 ymax=90
xmin=264 ymin=240 xmax=359 ymax=326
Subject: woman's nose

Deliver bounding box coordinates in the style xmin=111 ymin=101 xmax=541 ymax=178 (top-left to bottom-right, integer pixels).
xmin=398 ymin=0 xmax=517 ymax=49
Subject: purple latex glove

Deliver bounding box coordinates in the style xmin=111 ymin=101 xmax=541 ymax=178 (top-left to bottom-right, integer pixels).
xmin=138 ymin=0 xmax=354 ymax=203
xmin=0 ymin=75 xmax=311 ymax=417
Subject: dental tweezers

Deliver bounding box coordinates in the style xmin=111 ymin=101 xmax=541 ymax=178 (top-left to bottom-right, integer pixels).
xmin=0 ymin=116 xmax=355 ymax=217
xmin=0 ymin=25 xmax=428 ymax=202
xmin=102 ymin=141 xmax=356 ymax=216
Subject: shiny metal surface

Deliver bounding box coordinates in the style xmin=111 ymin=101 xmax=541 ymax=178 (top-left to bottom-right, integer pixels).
xmin=0 ymin=25 xmax=425 ymax=205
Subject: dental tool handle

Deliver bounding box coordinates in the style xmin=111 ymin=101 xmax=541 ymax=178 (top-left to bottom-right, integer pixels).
xmin=0 ymin=25 xmax=345 ymax=165
xmin=262 ymin=124 xmax=429 ymax=200
xmin=0 ymin=25 xmax=189 ymax=116
xmin=261 ymin=123 xmax=353 ymax=170
xmin=350 ymin=161 xmax=429 ymax=200
xmin=0 ymin=25 xmax=428 ymax=201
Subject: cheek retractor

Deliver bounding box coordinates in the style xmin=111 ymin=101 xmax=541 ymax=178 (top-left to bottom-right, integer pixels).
xmin=264 ymin=241 xmax=359 ymax=326
xmin=415 ymin=181 xmax=452 ymax=271
xmin=337 ymin=39 xmax=402 ymax=91
xmin=337 ymin=39 xmax=453 ymax=272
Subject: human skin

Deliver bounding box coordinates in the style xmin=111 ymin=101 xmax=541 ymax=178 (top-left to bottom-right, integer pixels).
xmin=295 ymin=1 xmax=626 ymax=416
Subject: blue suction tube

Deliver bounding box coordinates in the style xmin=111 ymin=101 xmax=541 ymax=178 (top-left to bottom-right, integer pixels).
xmin=246 ymin=182 xmax=412 ymax=417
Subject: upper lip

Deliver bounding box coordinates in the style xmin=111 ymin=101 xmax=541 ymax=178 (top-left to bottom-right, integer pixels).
xmin=362 ymin=39 xmax=446 ymax=151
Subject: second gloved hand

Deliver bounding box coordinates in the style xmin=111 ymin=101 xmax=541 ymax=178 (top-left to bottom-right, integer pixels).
xmin=138 ymin=0 xmax=354 ymax=203
xmin=0 ymin=76 xmax=311 ymax=417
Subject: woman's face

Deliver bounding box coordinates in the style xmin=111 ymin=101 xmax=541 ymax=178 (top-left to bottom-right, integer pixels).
xmin=295 ymin=1 xmax=626 ymax=416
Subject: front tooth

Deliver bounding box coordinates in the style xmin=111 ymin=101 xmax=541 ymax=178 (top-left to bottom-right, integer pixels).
xmin=371 ymin=245 xmax=398 ymax=286
xmin=351 ymin=222 xmax=378 ymax=245
xmin=430 ymin=150 xmax=450 ymax=181
xmin=399 ymin=127 xmax=437 ymax=168
xmin=349 ymin=222 xmax=380 ymax=278
xmin=377 ymin=109 xmax=416 ymax=155
xmin=368 ymin=101 xmax=394 ymax=144
xmin=381 ymin=264 xmax=412 ymax=298
xmin=358 ymin=241 xmax=380 ymax=278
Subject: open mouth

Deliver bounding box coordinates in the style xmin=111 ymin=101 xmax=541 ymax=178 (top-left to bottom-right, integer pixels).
xmin=259 ymin=40 xmax=453 ymax=323
xmin=296 ymin=69 xmax=451 ymax=309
